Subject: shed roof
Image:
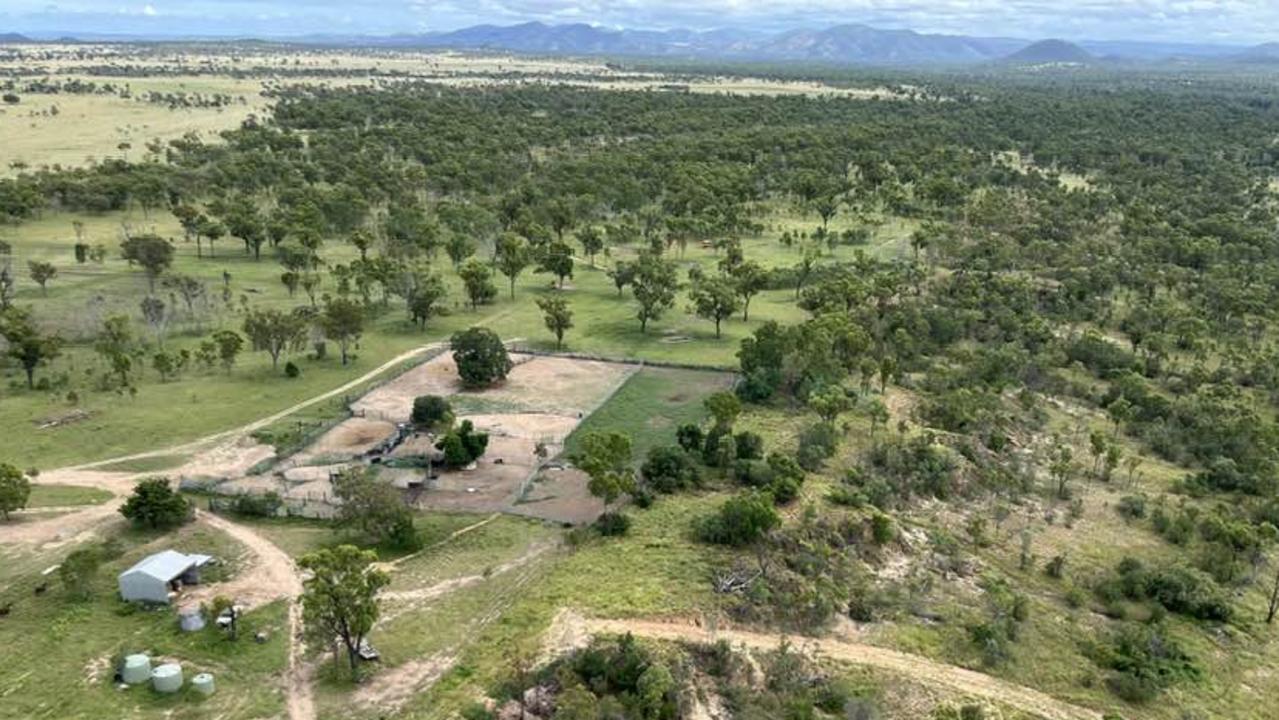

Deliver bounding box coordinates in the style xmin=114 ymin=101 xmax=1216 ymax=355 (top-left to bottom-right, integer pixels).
xmin=120 ymin=550 xmax=212 ymax=582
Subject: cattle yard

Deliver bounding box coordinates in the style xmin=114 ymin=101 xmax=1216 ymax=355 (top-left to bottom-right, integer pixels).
xmin=199 ymin=350 xmax=639 ymax=525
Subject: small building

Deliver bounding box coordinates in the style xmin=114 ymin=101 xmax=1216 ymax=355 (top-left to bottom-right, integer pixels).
xmin=118 ymin=550 xmax=213 ymax=604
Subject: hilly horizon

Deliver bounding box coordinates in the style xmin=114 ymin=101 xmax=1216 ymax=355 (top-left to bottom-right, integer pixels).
xmin=8 ymin=20 xmax=1273 ymax=67
xmin=1001 ymin=39 xmax=1095 ymax=65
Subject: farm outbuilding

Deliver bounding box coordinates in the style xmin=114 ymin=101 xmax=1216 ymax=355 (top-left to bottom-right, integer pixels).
xmin=117 ymin=550 xmax=214 ymax=604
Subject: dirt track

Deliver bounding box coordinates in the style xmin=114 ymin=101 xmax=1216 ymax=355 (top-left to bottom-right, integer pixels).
xmin=68 ymin=343 xmax=446 ymax=473
xmin=577 ymin=616 xmax=1103 ymax=720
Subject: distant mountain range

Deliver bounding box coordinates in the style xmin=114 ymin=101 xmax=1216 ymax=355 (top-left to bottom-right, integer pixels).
xmin=6 ymin=21 xmax=1279 ymax=67
xmin=322 ymin=22 xmax=1278 ymax=67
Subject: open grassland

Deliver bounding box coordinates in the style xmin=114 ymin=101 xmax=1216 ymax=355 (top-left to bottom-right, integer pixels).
xmin=563 ymin=365 xmax=736 ymax=463
xmin=232 ymin=510 xmax=490 ymax=562
xmin=1 ymin=198 xmax=902 ymax=471
xmin=0 ymin=76 xmax=268 ymax=175
xmin=25 ymin=483 xmax=114 ymax=507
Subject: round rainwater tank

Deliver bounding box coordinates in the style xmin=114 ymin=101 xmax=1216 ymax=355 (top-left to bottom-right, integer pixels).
xmin=191 ymin=673 xmax=215 ymax=696
xmin=151 ymin=663 xmax=183 ymax=693
xmin=121 ymin=654 xmax=151 ymax=685
xmin=178 ymin=607 xmax=205 ymax=633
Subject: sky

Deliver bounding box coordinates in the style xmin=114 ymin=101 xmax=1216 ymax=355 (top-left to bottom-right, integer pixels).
xmin=3 ymin=0 xmax=1277 ymax=45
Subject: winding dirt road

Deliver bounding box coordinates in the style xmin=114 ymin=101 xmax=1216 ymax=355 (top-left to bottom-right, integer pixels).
xmin=579 ymin=617 xmax=1103 ymax=720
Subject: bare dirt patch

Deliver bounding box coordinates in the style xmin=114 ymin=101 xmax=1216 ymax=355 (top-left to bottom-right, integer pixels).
xmin=352 ymin=353 xmax=634 ymax=422
xmin=292 ymin=417 xmax=396 ymax=464
xmin=351 ymin=652 xmax=456 ymax=714
xmin=0 ymin=469 xmax=138 ymax=546
xmin=512 ymin=467 xmax=604 ymax=525
xmin=414 ymin=434 xmax=537 ymax=513
xmin=183 ymin=510 xmax=302 ymax=610
xmin=176 ymin=437 xmax=276 ymax=480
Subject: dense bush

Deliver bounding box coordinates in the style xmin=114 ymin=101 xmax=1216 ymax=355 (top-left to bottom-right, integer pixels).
xmin=120 ymin=478 xmax=193 ymax=529
xmin=866 ymin=434 xmax=957 ymax=501
xmin=410 ymin=395 xmax=454 ymax=432
xmin=594 ymin=511 xmax=632 ymax=536
xmin=436 ymin=419 xmax=489 ymax=467
xmin=733 ymin=431 xmax=764 ymax=460
xmin=675 ymin=423 xmax=704 ymax=453
xmin=1098 ymin=558 xmax=1232 ymax=622
xmin=796 ymin=421 xmax=839 ymax=471
xmin=1116 ymin=494 xmax=1147 ymax=520
xmin=1092 ymin=623 xmax=1200 ymax=703
xmin=640 ymin=445 xmax=700 ymax=494
xmin=699 ymin=490 xmax=780 ymax=546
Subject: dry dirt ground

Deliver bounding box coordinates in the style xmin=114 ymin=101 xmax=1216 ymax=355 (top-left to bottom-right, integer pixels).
xmin=511 ymin=466 xmax=604 ymax=525
xmin=289 ymin=417 xmax=397 ymax=466
xmin=0 ymin=467 xmax=138 ymax=546
xmin=352 ymin=352 xmax=632 ymax=421
xmin=344 ymin=353 xmax=634 ymax=522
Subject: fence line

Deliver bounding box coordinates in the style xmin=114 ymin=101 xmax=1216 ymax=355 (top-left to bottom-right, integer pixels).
xmin=505 ymin=345 xmax=738 ymax=373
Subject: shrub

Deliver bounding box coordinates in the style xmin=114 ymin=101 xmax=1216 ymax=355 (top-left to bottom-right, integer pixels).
xmin=640 ymin=445 xmax=700 ymax=493
xmin=768 ymin=475 xmax=802 ymax=504
xmin=460 ymin=702 xmax=495 ymax=720
xmin=733 ymin=431 xmax=764 ymax=460
xmin=675 ymin=423 xmax=704 ymax=453
xmin=1116 ymin=494 xmax=1147 ymax=520
xmin=595 ymin=511 xmax=631 ymax=536
xmin=1012 ymin=594 xmax=1030 ymax=622
xmin=411 ymin=395 xmax=454 ymax=432
xmin=767 ymin=452 xmax=805 ymax=484
xmin=1064 ymin=585 xmax=1087 ymax=608
xmin=827 ymin=485 xmax=865 ymax=507
xmin=59 ymin=545 xmax=108 ymax=600
xmin=1094 ymin=623 xmax=1200 ymax=703
xmin=870 ymin=513 xmax=895 ymax=545
xmin=436 ymin=420 xmax=489 ymax=467
xmin=1044 ymin=554 xmax=1066 ymax=579
xmin=387 ymin=513 xmax=423 ymax=551
xmin=698 ymin=490 xmax=780 ymax=546
xmin=796 ymin=421 xmax=839 ymax=471
xmin=120 ymin=478 xmax=192 ymax=529
xmin=733 ymin=458 xmax=775 ymax=488
xmin=701 ymin=424 xmax=731 ymax=465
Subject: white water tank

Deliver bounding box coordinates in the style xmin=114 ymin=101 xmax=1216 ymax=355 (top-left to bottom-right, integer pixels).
xmin=121 ymin=654 xmax=151 ymax=685
xmin=191 ymin=673 xmax=215 ymax=696
xmin=151 ymin=663 xmax=183 ymax=693
xmin=178 ymin=606 xmax=205 ymax=632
